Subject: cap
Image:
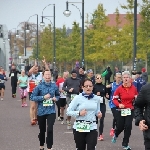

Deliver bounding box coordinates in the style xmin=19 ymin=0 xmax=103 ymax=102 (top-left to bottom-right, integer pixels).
xmin=87 ymin=69 xmax=93 ymax=73
xmin=136 ymin=71 xmax=142 ymax=75
xmin=71 ymin=69 xmax=77 ymax=74
xmin=142 ymin=68 xmax=146 ymax=72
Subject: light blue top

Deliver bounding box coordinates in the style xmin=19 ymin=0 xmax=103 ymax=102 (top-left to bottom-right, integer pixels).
xmin=66 ymin=93 xmax=100 ymax=130
xmin=18 ymin=75 xmax=28 ymax=87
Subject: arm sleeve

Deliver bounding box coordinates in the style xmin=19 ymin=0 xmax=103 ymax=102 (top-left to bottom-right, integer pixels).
xmin=134 ymin=86 xmax=146 ymax=126
xmin=96 ymin=98 xmax=101 ymax=116
xmin=66 ymin=96 xmax=80 ymax=118
xmin=112 ymin=87 xmax=120 ymax=107
xmin=62 ymin=79 xmax=69 ymax=92
xmin=30 ymin=86 xmax=44 ymax=102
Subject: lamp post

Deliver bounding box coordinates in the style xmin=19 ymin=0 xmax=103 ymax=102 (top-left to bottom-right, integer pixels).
xmin=26 ymin=14 xmax=39 ymax=60
xmin=16 ymin=22 xmax=27 ymax=57
xmin=40 ymin=4 xmax=56 ymax=69
xmin=63 ymin=0 xmax=84 ymax=67
xmin=133 ymin=0 xmax=137 ymax=71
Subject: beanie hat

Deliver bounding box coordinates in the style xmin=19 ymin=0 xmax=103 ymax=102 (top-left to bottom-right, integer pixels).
xmin=71 ymin=69 xmax=77 ymax=74
xmin=142 ymin=68 xmax=146 ymax=72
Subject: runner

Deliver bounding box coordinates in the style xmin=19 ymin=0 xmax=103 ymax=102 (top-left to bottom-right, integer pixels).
xmin=93 ymin=74 xmax=109 ymax=141
xmin=0 ymin=68 xmax=7 ymax=101
xmin=17 ymin=70 xmax=28 ymax=107
xmin=56 ymin=71 xmax=69 ymax=124
xmin=9 ymin=65 xmax=20 ymax=98
xmin=67 ymin=78 xmax=102 ymax=150
xmin=106 ymin=72 xmax=122 ymax=137
xmin=28 ymin=57 xmax=49 ymax=125
xmin=62 ymin=69 xmax=81 ymax=129
xmin=30 ymin=69 xmax=59 ymax=150
xmin=111 ymin=71 xmax=138 ymax=150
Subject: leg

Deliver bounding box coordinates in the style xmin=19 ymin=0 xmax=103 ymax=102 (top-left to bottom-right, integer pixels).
xmin=60 ymin=98 xmax=66 ymax=123
xmin=30 ymin=101 xmax=36 ymax=124
xmin=144 ymin=129 xmax=150 ymax=150
xmin=66 ymin=96 xmax=72 ymax=129
xmin=115 ymin=110 xmax=125 ymax=137
xmin=38 ymin=115 xmax=46 ymax=149
xmin=0 ymin=87 xmax=5 ymax=100
xmin=19 ymin=88 xmax=24 ymax=105
xmin=86 ymin=130 xmax=98 ymax=150
xmin=99 ymin=104 xmax=106 ymax=136
xmin=122 ymin=111 xmax=133 ymax=146
xmin=46 ymin=113 xmax=56 ymax=149
xmin=73 ymin=129 xmax=86 ymax=150
xmin=56 ymin=100 xmax=60 ymax=119
xmin=111 ymin=107 xmax=117 ymax=129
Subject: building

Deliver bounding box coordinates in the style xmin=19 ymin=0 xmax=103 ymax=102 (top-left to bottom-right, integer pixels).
xmin=0 ymin=24 xmax=10 ymax=71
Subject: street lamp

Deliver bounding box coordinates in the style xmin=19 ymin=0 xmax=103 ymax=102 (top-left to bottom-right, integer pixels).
xmin=27 ymin=14 xmax=39 ymax=60
xmin=133 ymin=0 xmax=137 ymax=71
xmin=40 ymin=4 xmax=56 ymax=69
xmin=64 ymin=0 xmax=85 ymax=67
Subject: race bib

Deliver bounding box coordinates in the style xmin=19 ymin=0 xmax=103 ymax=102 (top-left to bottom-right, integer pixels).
xmin=76 ymin=122 xmax=90 ymax=132
xmin=98 ymin=96 xmax=103 ymax=103
xmin=11 ymin=73 xmax=14 ymax=77
xmin=43 ymin=98 xmax=53 ymax=107
xmin=71 ymin=94 xmax=77 ymax=100
xmin=121 ymin=109 xmax=131 ymax=116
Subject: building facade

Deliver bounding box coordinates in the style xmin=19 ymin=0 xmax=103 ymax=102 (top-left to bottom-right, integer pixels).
xmin=0 ymin=24 xmax=10 ymax=71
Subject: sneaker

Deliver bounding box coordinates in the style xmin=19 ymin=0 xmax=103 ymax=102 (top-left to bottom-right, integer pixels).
xmin=21 ymin=104 xmax=24 ymax=107
xmin=98 ymin=135 xmax=104 ymax=141
xmin=57 ymin=116 xmax=61 ymax=121
xmin=31 ymin=120 xmax=36 ymax=126
xmin=24 ymin=103 xmax=27 ymax=107
xmin=67 ymin=121 xmax=71 ymax=130
xmin=122 ymin=146 xmax=131 ymax=150
xmin=110 ymin=128 xmax=115 ymax=137
xmin=1 ymin=98 xmax=3 ymax=101
xmin=61 ymin=120 xmax=64 ymax=124
xmin=111 ymin=134 xmax=117 ymax=143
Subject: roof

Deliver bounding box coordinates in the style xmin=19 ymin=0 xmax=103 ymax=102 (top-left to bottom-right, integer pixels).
xmin=106 ymin=14 xmax=142 ymax=28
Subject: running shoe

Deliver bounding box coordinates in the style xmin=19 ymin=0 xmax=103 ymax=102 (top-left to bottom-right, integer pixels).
xmin=21 ymin=104 xmax=24 ymax=107
xmin=110 ymin=128 xmax=115 ymax=136
xmin=98 ymin=135 xmax=104 ymax=141
xmin=1 ymin=98 xmax=3 ymax=101
xmin=57 ymin=116 xmax=61 ymax=121
xmin=67 ymin=121 xmax=71 ymax=130
xmin=122 ymin=145 xmax=131 ymax=150
xmin=111 ymin=134 xmax=117 ymax=143
xmin=24 ymin=103 xmax=27 ymax=107
xmin=31 ymin=120 xmax=36 ymax=125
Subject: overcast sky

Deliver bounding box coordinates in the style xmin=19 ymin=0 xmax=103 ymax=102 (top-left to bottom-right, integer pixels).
xmin=0 ymin=0 xmax=142 ymax=31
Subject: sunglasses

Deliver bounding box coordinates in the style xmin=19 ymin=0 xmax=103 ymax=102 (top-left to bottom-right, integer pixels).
xmin=96 ymin=77 xmax=102 ymax=79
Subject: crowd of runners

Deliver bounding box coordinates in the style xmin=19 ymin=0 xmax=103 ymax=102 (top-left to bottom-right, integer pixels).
xmin=0 ymin=58 xmax=150 ymax=150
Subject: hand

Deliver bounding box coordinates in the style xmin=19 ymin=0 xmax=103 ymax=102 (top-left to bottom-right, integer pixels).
xmin=42 ymin=56 xmax=46 ymax=64
xmin=119 ymin=104 xmax=125 ymax=108
xmin=69 ymin=88 xmax=74 ymax=92
xmin=52 ymin=97 xmax=57 ymax=102
xmin=97 ymin=112 xmax=102 ymax=119
xmin=106 ymin=85 xmax=111 ymax=88
xmin=79 ymin=109 xmax=87 ymax=116
xmin=139 ymin=120 xmax=148 ymax=131
xmin=97 ymin=92 xmax=100 ymax=96
xmin=44 ymin=94 xmax=50 ymax=100
xmin=106 ymin=93 xmax=109 ymax=98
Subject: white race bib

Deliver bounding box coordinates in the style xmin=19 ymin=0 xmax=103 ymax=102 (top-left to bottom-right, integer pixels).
xmin=76 ymin=122 xmax=90 ymax=132
xmin=121 ymin=109 xmax=131 ymax=116
xmin=43 ymin=98 xmax=53 ymax=107
xmin=11 ymin=73 xmax=14 ymax=77
xmin=71 ymin=94 xmax=77 ymax=100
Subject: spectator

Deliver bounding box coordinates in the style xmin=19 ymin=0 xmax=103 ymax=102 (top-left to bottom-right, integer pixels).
xmin=141 ymin=68 xmax=148 ymax=83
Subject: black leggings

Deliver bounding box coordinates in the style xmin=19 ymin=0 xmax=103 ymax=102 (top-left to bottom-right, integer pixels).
xmin=11 ymin=83 xmax=17 ymax=95
xmin=96 ymin=104 xmax=106 ymax=136
xmin=56 ymin=101 xmax=60 ymax=117
xmin=73 ymin=129 xmax=97 ymax=150
xmin=38 ymin=113 xmax=56 ymax=149
xmin=144 ymin=129 xmax=150 ymax=150
xmin=111 ymin=107 xmax=117 ymax=129
xmin=115 ymin=110 xmax=133 ymax=147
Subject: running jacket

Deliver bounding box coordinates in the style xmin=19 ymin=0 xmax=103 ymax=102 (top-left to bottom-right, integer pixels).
xmin=109 ymin=82 xmax=122 ymax=108
xmin=66 ymin=93 xmax=100 ymax=130
xmin=113 ymin=84 xmax=138 ymax=109
xmin=30 ymin=81 xmax=60 ymax=116
xmin=134 ymin=83 xmax=150 ymax=128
